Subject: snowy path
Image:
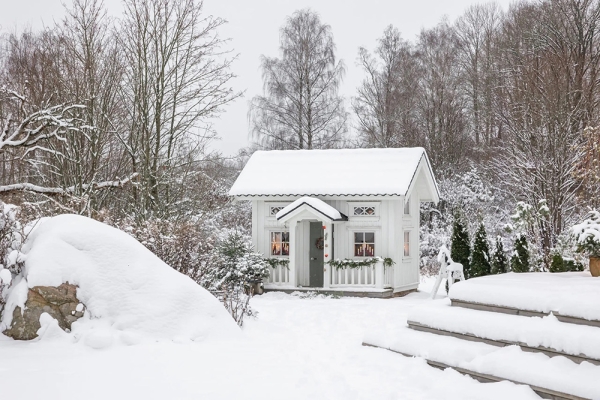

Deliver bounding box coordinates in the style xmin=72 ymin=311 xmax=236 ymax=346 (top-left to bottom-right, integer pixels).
xmin=0 ymin=277 xmax=539 ymax=400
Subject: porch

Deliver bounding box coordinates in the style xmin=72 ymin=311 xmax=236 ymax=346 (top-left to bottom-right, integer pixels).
xmin=264 ymin=259 xmax=396 ymax=298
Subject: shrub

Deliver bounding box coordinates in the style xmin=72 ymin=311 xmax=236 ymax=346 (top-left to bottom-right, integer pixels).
xmin=511 ymin=234 xmax=530 ymax=272
xmin=450 ymin=215 xmax=471 ymax=279
xmin=471 ymin=223 xmax=491 ymax=278
xmin=571 ymin=210 xmax=600 ymax=257
xmin=549 ymin=253 xmax=584 ymax=273
xmin=491 ymin=236 xmax=508 ymax=274
xmin=202 ymin=232 xmax=269 ymax=327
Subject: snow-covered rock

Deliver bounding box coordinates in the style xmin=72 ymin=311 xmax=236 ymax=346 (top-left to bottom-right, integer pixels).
xmin=1 ymin=214 xmax=238 ymax=346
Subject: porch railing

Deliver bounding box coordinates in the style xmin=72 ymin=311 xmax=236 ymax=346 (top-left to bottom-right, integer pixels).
xmin=330 ymin=259 xmax=392 ymax=289
xmin=266 ymin=263 xmax=289 ymax=285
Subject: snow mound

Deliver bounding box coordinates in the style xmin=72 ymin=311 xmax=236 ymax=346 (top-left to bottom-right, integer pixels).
xmin=2 ymin=214 xmax=238 ymax=345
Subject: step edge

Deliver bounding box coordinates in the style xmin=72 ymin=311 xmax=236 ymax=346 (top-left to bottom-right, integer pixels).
xmin=407 ymin=320 xmax=600 ymax=366
xmin=362 ymin=341 xmax=591 ymax=400
xmin=451 ymin=299 xmax=600 ymax=328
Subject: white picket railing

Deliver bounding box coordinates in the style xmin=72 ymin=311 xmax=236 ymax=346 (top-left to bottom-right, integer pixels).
xmin=330 ymin=259 xmax=392 ymax=288
xmin=331 ymin=264 xmax=376 ymax=286
xmin=266 ymin=263 xmax=289 ymax=285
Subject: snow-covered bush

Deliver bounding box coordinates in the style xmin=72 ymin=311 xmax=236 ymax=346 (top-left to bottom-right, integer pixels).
xmin=491 ymin=237 xmax=508 ymax=274
xmin=507 ymin=200 xmax=552 ymax=271
xmin=0 ymin=202 xmax=26 ymax=309
xmin=470 ymin=223 xmax=491 ymax=278
xmin=549 ymin=253 xmax=584 ymax=273
xmin=510 ymin=234 xmax=530 ymax=272
xmin=202 ymin=232 xmax=269 ymax=327
xmin=571 ymin=210 xmax=600 ymax=258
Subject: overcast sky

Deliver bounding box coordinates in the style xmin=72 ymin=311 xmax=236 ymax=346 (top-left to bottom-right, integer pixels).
xmin=1 ymin=0 xmax=514 ymax=156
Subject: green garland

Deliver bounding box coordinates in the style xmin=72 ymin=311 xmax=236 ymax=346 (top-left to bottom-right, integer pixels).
xmin=327 ymin=257 xmax=395 ymax=270
xmin=265 ymin=258 xmax=290 ymax=269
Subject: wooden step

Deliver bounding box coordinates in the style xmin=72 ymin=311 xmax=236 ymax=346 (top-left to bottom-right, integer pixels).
xmin=363 ymin=342 xmax=589 ymax=400
xmin=451 ymin=299 xmax=600 ymax=328
xmin=407 ymin=320 xmax=600 ymax=366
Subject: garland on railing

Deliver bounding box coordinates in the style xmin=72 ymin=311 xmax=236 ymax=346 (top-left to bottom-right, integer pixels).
xmin=264 ymin=258 xmax=290 ymax=269
xmin=327 ymin=257 xmax=395 ymax=270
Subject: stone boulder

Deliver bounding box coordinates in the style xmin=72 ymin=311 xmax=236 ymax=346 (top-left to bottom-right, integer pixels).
xmin=3 ymin=283 xmax=85 ymax=340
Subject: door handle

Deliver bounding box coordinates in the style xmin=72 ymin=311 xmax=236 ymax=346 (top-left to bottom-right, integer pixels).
xmin=310 ymin=257 xmax=317 ymax=261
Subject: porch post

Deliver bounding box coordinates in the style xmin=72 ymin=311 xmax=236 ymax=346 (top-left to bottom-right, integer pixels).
xmin=323 ymin=220 xmax=332 ymax=289
xmin=288 ymin=220 xmax=297 ymax=288
xmin=375 ymin=258 xmax=384 ymax=289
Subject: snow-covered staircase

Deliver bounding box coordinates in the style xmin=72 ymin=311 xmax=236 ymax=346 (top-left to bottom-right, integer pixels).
xmin=363 ymin=274 xmax=600 ymax=400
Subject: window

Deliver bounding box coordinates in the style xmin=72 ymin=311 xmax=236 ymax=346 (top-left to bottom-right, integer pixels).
xmin=404 ymin=197 xmax=410 ymax=215
xmin=271 ymin=231 xmax=289 ymax=256
xmin=404 ymin=231 xmax=410 ymax=257
xmin=270 ymin=206 xmax=285 ymax=216
xmin=353 ymin=206 xmax=376 ymax=216
xmin=354 ymin=232 xmax=375 ymax=257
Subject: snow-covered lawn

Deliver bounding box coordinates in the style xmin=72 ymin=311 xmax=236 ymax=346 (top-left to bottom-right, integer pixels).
xmin=0 ymin=277 xmax=539 ymax=400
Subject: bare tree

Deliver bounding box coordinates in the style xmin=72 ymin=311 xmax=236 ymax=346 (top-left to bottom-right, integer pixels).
xmin=119 ymin=0 xmax=241 ymax=218
xmin=417 ymin=20 xmax=470 ymax=171
xmin=250 ymin=9 xmax=347 ymax=150
xmin=455 ymin=3 xmax=503 ymax=152
xmin=352 ymin=26 xmax=420 ymax=148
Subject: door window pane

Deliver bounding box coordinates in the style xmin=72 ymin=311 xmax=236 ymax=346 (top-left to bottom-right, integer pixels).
xmin=404 ymin=231 xmax=410 ymax=257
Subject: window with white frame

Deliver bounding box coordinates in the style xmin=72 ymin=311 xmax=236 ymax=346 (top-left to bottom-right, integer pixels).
xmin=270 ymin=231 xmax=289 ymax=256
xmin=404 ymin=197 xmax=410 ymax=215
xmin=354 ymin=232 xmax=375 ymax=257
xmin=353 ymin=206 xmax=376 ymax=216
xmin=404 ymin=231 xmax=410 ymax=257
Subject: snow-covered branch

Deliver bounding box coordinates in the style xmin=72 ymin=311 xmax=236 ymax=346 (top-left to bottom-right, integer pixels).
xmin=0 ymin=173 xmax=139 ymax=196
xmin=0 ymin=89 xmax=84 ymax=154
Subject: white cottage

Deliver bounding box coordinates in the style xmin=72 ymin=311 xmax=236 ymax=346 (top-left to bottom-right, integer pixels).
xmin=229 ymin=147 xmax=439 ymax=298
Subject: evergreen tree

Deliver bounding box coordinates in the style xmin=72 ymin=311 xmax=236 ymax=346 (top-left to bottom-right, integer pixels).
xmin=491 ymin=236 xmax=508 ymax=274
xmin=450 ymin=216 xmax=471 ymax=279
xmin=511 ymin=234 xmax=530 ymax=272
xmin=470 ymin=223 xmax=491 ymax=277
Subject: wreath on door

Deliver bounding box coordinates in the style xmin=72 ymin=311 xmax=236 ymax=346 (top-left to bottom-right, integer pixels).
xmin=315 ymin=237 xmax=324 ymax=250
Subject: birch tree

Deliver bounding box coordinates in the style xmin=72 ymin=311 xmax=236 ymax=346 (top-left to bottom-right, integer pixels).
xmin=250 ymin=9 xmax=347 ymax=150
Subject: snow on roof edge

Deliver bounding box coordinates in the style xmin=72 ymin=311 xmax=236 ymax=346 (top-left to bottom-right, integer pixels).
xmin=276 ymin=197 xmax=347 ymax=222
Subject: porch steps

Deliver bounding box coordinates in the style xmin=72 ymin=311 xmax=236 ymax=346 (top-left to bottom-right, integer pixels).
xmin=451 ymin=299 xmax=600 ymax=329
xmin=363 ymin=325 xmax=600 ymax=400
xmin=406 ymin=304 xmax=600 ymax=365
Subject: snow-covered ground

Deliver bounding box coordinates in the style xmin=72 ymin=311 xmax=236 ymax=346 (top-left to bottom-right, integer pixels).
xmin=0 ymin=275 xmax=539 ymax=400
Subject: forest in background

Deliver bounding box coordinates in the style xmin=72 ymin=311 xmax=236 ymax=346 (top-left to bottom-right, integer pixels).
xmin=1 ymin=0 xmax=600 ymax=286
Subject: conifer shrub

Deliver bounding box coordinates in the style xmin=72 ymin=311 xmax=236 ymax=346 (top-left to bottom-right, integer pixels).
xmin=470 ymin=223 xmax=491 ymax=278
xmin=491 ymin=236 xmax=508 ymax=274
xmin=549 ymin=253 xmax=584 ymax=273
xmin=450 ymin=215 xmax=471 ymax=279
xmin=511 ymin=234 xmax=530 ymax=272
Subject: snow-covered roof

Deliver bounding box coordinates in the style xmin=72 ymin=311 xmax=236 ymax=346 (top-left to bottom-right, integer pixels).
xmin=276 ymin=197 xmax=347 ymax=222
xmin=229 ymin=147 xmax=438 ymax=198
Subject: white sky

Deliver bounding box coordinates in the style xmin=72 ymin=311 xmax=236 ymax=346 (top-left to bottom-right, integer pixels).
xmin=1 ymin=0 xmax=514 ymax=156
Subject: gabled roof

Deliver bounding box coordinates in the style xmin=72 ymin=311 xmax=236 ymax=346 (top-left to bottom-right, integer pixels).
xmin=229 ymin=147 xmax=439 ymax=199
xmin=276 ymin=197 xmax=348 ymax=222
